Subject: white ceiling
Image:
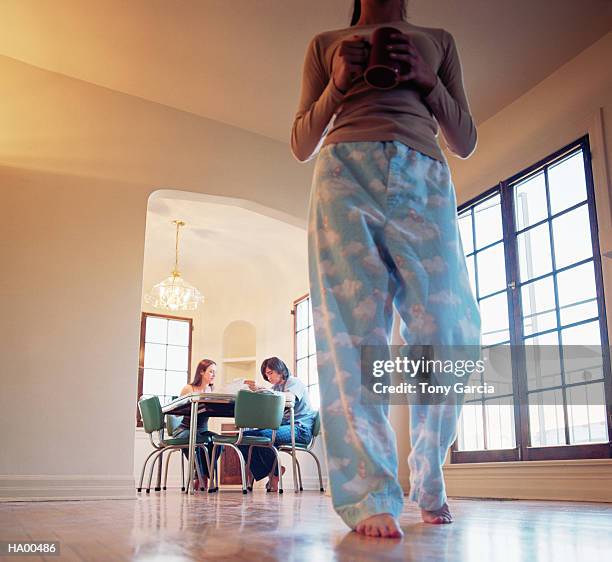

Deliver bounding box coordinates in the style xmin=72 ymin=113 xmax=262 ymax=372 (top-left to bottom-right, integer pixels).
xmin=143 ymin=193 xmax=307 ymax=295
xmin=1 ymin=0 xmax=611 ymax=145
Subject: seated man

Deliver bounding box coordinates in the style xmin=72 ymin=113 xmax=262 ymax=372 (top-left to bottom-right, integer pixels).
xmin=242 ymin=356 xmax=316 ymax=491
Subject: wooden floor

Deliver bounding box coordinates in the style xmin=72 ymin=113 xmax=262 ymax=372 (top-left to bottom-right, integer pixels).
xmin=1 ymin=491 xmax=611 ymax=561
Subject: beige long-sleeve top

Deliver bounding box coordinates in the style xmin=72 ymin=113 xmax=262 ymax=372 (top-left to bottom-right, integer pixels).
xmin=290 ymin=20 xmax=477 ymax=165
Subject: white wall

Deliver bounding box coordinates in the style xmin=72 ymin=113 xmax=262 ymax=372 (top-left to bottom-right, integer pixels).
xmin=0 ymin=52 xmax=315 ymax=500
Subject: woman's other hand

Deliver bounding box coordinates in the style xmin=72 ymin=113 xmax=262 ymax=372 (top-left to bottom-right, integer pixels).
xmin=244 ymin=380 xmax=261 ymax=391
xmin=331 ymin=35 xmax=370 ymax=94
xmin=386 ymin=32 xmax=437 ymax=96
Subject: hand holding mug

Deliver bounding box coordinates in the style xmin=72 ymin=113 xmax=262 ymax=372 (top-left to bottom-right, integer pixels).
xmin=331 ymin=34 xmax=370 ymax=93
xmin=385 ymin=31 xmax=438 ymax=96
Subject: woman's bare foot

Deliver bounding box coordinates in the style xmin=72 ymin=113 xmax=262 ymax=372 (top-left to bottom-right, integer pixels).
xmin=421 ymin=502 xmax=453 ymax=524
xmin=355 ymin=513 xmax=403 ymax=538
xmin=267 ymin=466 xmax=286 ymax=492
xmin=201 ymin=476 xmax=208 ymax=490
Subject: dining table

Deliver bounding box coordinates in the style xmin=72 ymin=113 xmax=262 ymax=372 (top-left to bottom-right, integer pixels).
xmin=161 ymin=392 xmax=298 ymax=494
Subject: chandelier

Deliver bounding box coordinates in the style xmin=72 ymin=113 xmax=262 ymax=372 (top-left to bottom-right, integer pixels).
xmin=145 ymin=220 xmax=204 ymax=311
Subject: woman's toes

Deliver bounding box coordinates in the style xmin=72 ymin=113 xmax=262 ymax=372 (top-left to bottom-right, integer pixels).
xmin=354 ymin=514 xmax=403 ymax=538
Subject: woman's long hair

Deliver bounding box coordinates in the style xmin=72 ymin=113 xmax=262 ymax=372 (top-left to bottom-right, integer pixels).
xmin=191 ymin=358 xmax=216 ymax=389
xmin=350 ymin=0 xmax=410 ymax=26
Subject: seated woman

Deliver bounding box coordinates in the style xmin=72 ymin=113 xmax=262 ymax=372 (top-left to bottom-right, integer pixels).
xmin=242 ymin=356 xmax=317 ymax=491
xmin=171 ymin=358 xmax=221 ymax=490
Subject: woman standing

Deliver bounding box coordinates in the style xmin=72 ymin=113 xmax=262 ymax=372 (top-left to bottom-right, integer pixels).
xmin=172 ymin=359 xmax=220 ymax=490
xmin=292 ymin=0 xmax=481 ymax=538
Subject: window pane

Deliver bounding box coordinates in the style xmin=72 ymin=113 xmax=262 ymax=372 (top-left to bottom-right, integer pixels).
xmin=557 ymin=261 xmax=597 ymax=326
xmin=296 ymin=329 xmax=308 ymax=359
xmin=528 ymin=389 xmax=565 ymax=447
xmin=566 ymin=383 xmax=608 ymax=444
xmin=144 ymin=342 xmax=166 ymax=369
xmin=552 ymin=205 xmax=592 ymax=269
xmin=521 ymin=276 xmax=557 ymax=336
xmin=479 ymin=293 xmax=509 ymax=345
xmin=475 ymin=242 xmax=506 ymax=297
xmin=548 ymin=152 xmax=587 ymax=215
xmin=458 ymin=211 xmax=474 ymax=254
xmin=165 ymin=370 xmax=187 ymax=397
xmin=564 ymin=345 xmax=604 ymax=385
xmin=514 ymin=172 xmax=547 ymax=230
xmin=465 ymin=255 xmax=477 ymax=297
xmin=308 ymin=385 xmax=320 ymax=410
xmin=560 ymin=321 xmax=601 ymax=346
xmin=166 ymin=345 xmax=188 ymax=371
xmin=296 ymin=300 xmax=308 ymax=331
xmin=482 ymin=344 xmax=513 ymax=395
xmin=524 ymin=342 xmax=562 ymax=390
xmin=484 ymin=401 xmax=516 ymax=449
xmin=308 ymin=326 xmax=316 ymax=355
xmin=142 ymin=369 xmax=165 ymax=396
xmin=308 ymin=299 xmax=314 ymax=326
xmin=167 ymin=320 xmax=190 ymax=346
xmin=145 ymin=316 xmax=167 ymax=344
xmin=524 ymin=331 xmax=559 ymax=346
xmin=308 ymin=354 xmax=318 ymax=387
xmin=457 ymin=402 xmax=485 ymax=450
xmin=473 ymin=194 xmax=503 ymax=249
xmin=517 ymin=222 xmax=552 ymax=282
xmin=296 ymin=357 xmax=308 ymax=385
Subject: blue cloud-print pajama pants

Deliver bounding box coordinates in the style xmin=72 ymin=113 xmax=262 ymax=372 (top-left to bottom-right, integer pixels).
xmin=307 ymin=140 xmax=481 ymax=530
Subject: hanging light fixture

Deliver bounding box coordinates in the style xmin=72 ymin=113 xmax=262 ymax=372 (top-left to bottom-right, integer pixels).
xmin=145 ymin=219 xmax=204 ymax=311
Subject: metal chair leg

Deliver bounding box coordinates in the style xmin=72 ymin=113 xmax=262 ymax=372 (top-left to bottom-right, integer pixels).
xmin=138 ymin=449 xmax=160 ymax=492
xmin=201 ymin=445 xmax=212 ymax=491
xmin=214 ymin=446 xmax=220 ymax=489
xmin=306 ymin=449 xmax=325 ymax=492
xmin=155 ymin=451 xmax=163 ymax=491
xmin=246 ymin=446 xmax=253 ymax=491
xmin=218 ymin=443 xmax=248 ymax=494
xmin=163 ymin=449 xmax=176 ymax=490
xmin=146 ymin=449 xmax=164 ymax=493
xmin=208 ymin=444 xmax=219 ymax=493
xmin=295 ymin=456 xmax=304 ymax=491
xmin=194 ymin=451 xmax=204 ymax=491
xmin=180 ymin=452 xmax=185 ymax=492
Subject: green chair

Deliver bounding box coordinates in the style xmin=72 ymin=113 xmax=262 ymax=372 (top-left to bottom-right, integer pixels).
xmin=208 ymin=389 xmax=285 ymax=494
xmin=162 ymin=414 xmax=186 ymax=491
xmin=278 ymin=411 xmax=324 ymax=492
xmin=137 ymin=396 xmax=213 ymax=493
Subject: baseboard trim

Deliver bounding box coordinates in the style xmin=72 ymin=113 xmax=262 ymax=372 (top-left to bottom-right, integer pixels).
xmin=444 ymin=458 xmax=612 ymax=502
xmin=159 ymin=475 xmax=329 ymax=491
xmin=0 ymin=475 xmax=136 ymax=502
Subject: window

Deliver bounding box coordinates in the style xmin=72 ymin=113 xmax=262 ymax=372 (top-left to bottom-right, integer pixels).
xmin=292 ymin=294 xmax=319 ymax=410
xmin=453 ymin=135 xmax=612 ymax=462
xmin=137 ymin=312 xmax=192 ymax=426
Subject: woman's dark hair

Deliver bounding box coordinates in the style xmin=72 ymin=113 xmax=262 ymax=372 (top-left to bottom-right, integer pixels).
xmin=261 ymin=357 xmax=291 ymax=383
xmin=191 ymin=359 xmax=216 ymax=389
xmin=350 ymin=0 xmax=410 ymax=26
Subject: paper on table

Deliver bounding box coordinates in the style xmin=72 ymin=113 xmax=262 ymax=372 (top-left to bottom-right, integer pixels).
xmin=218 ymin=378 xmax=250 ymax=395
